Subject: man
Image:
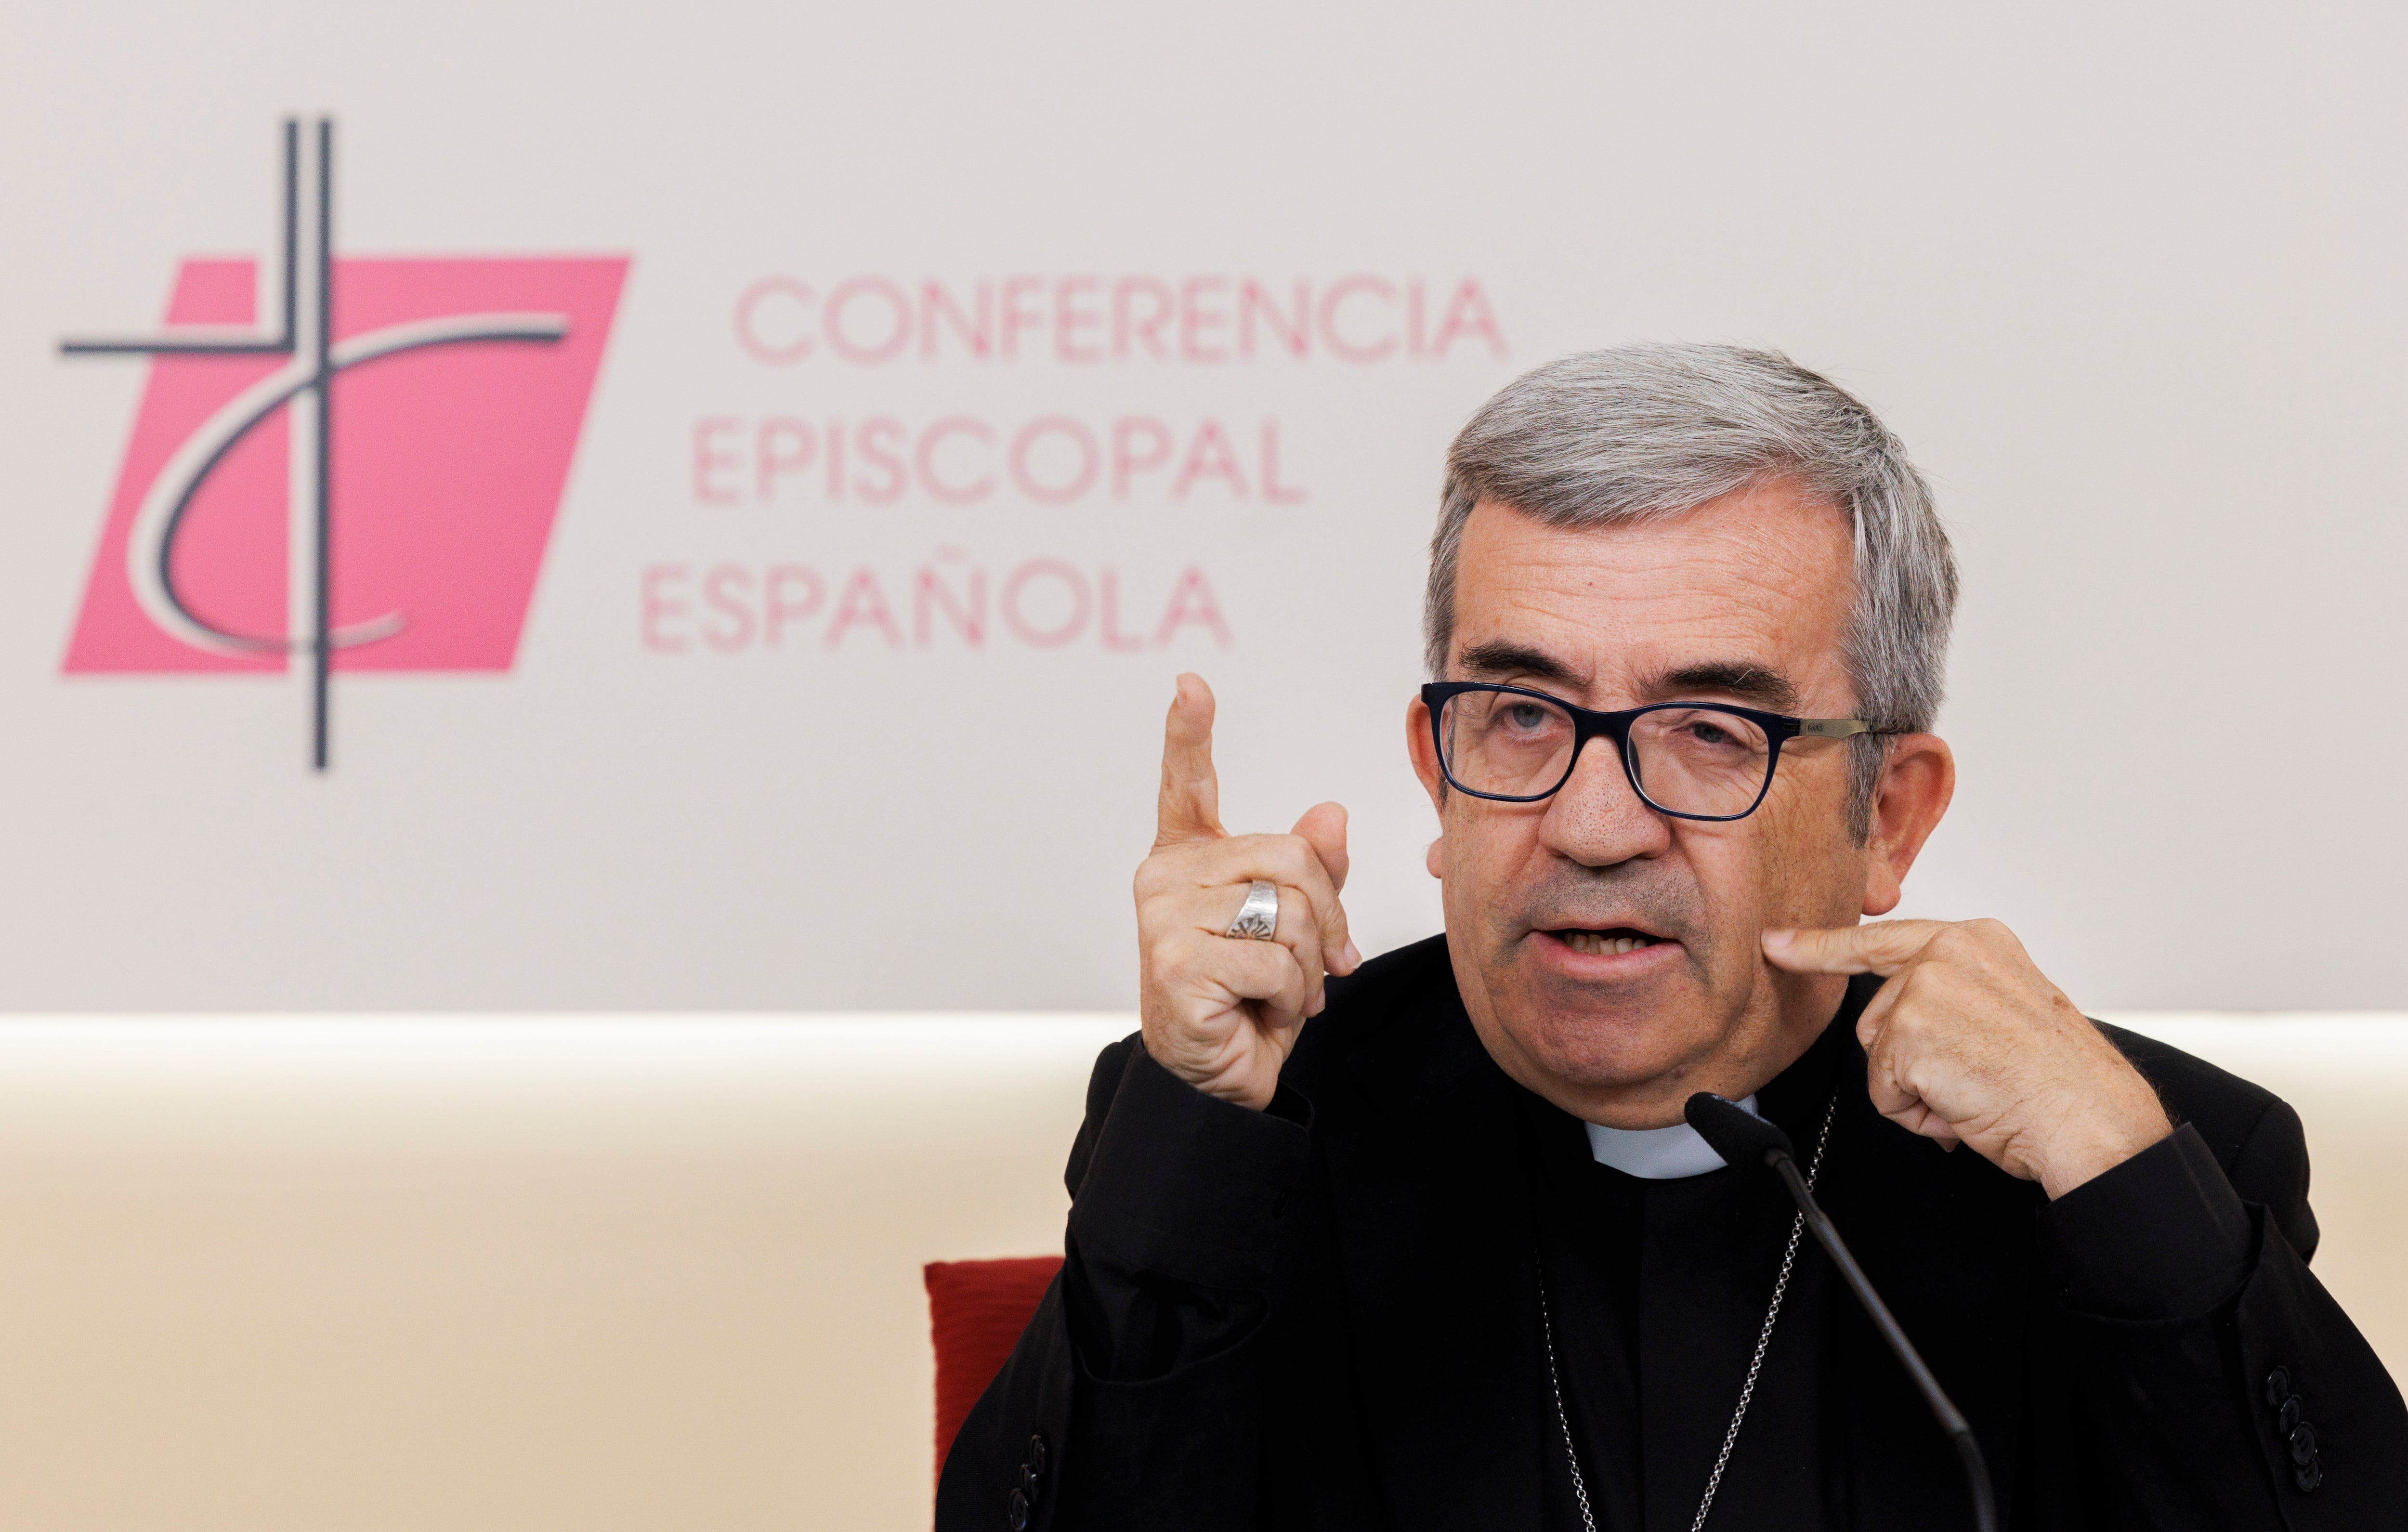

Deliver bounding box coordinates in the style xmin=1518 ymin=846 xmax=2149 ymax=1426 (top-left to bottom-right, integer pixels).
xmin=937 ymin=345 xmax=2408 ymax=1531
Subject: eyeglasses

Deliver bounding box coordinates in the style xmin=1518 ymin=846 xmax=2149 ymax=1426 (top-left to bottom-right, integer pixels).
xmin=1420 ymin=681 xmax=1874 ymax=822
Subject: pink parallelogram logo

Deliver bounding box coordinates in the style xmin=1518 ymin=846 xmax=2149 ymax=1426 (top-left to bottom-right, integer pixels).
xmin=62 ymin=118 xmax=626 ymax=770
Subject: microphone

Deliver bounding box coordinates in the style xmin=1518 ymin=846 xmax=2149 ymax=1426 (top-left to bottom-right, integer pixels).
xmin=1686 ymin=1092 xmax=2000 ymax=1532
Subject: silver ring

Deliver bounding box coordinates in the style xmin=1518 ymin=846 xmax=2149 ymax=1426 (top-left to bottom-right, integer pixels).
xmin=1224 ymin=880 xmax=1280 ymax=941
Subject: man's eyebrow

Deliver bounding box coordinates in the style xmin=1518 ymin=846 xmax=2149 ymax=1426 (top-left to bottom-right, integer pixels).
xmin=1453 ymin=641 xmax=1583 ymax=687
xmin=1643 ymin=662 xmax=1803 ymax=712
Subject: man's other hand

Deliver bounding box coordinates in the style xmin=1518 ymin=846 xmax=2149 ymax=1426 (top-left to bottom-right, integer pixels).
xmin=1763 ymin=919 xmax=2172 ymax=1198
xmin=1136 ymin=674 xmax=1361 ymax=1111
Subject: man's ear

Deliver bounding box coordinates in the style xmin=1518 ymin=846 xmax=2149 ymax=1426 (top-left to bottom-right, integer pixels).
xmin=1406 ymin=696 xmax=1446 ymax=812
xmin=1861 ymin=733 xmax=1955 ymax=917
xmin=1406 ymin=697 xmax=1448 ymax=879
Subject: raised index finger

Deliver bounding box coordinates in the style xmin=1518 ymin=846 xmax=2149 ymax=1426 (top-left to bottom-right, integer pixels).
xmin=1761 ymin=919 xmax=1949 ymax=977
xmin=1155 ymin=673 xmax=1226 ymax=848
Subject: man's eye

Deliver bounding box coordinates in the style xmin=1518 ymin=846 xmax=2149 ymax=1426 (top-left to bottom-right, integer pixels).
xmin=1505 ymin=704 xmax=1551 ymax=730
xmin=1687 ymin=721 xmax=1733 ymax=746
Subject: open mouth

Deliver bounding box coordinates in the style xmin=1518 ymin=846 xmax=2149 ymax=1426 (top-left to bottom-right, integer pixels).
xmin=1549 ymin=927 xmax=1665 ymax=957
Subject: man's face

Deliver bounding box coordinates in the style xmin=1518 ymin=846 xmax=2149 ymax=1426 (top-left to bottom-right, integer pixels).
xmin=1408 ymin=484 xmax=1874 ymax=1127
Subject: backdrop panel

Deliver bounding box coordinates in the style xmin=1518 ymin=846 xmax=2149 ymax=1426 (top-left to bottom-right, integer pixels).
xmin=2 ymin=2 xmax=2401 ymax=1009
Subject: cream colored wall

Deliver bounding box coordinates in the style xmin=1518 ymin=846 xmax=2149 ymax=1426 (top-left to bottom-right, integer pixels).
xmin=0 ymin=1015 xmax=2395 ymax=1532
xmin=0 ymin=1018 xmax=1121 ymax=1532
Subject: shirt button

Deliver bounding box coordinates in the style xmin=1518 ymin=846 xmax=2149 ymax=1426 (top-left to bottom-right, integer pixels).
xmin=2264 ymin=1367 xmax=2291 ymax=1407
xmin=2278 ymin=1397 xmax=2303 ymax=1433
xmin=1028 ymin=1433 xmax=1047 ymax=1476
xmin=1021 ymin=1463 xmax=1041 ymax=1506
xmin=2295 ymin=1459 xmax=2324 ymax=1493
xmin=2289 ymin=1424 xmax=2318 ymax=1467
xmin=1008 ymin=1486 xmax=1030 ymax=1531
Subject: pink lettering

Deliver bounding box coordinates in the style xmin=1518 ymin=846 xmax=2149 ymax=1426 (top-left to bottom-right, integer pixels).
xmin=1000 ymin=275 xmax=1046 ymax=360
xmin=1098 ymin=567 xmax=1148 ymax=652
xmin=1055 ymin=276 xmax=1103 ymax=363
xmin=756 ymin=418 xmax=816 ymax=502
xmin=1180 ymin=275 xmax=1230 ymax=363
xmin=1239 ymin=279 xmax=1309 ymax=359
xmin=1155 ymin=566 xmax=1234 ymax=648
xmin=914 ymin=552 xmax=988 ymax=647
xmin=824 ymin=276 xmax=912 ymax=365
xmin=1319 ymin=275 xmax=1397 ymax=364
xmin=1173 ymin=420 xmax=1249 ymax=500
xmin=916 ymin=416 xmax=996 ymax=505
xmin=702 ymin=565 xmax=756 ymax=652
xmin=765 ymin=565 xmax=824 ymax=648
xmin=733 ymin=273 xmax=1471 ymax=368
xmin=1114 ymin=277 xmax=1174 ymax=361
xmin=693 ymin=418 xmax=742 ymax=505
xmin=645 ymin=557 xmax=1225 ymax=654
xmin=1112 ymin=417 xmax=1174 ymax=498
xmin=1430 ymin=278 xmax=1507 ymax=359
xmin=855 ymin=417 xmax=908 ymax=506
xmin=1009 ymin=416 xmax=1100 ymax=505
xmin=826 ymin=567 xmax=903 ymax=649
xmin=1001 ymin=559 xmax=1092 ymax=648
xmin=1261 ymin=421 xmax=1306 ymax=505
xmin=920 ymin=280 xmax=993 ymax=360
xmin=734 ymin=277 xmax=813 ymax=364
xmin=641 ymin=565 xmax=690 ymax=653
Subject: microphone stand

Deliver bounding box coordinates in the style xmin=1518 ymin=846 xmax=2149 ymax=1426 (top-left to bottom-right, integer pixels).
xmin=1686 ymin=1093 xmax=2000 ymax=1532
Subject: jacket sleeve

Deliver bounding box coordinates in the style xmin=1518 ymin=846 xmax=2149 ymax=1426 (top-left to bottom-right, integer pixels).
xmin=2037 ymin=1104 xmax=2408 ymax=1530
xmin=935 ymin=1034 xmax=1311 ymax=1532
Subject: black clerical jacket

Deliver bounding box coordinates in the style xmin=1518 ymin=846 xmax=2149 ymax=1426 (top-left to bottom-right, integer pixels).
xmin=937 ymin=936 xmax=2408 ymax=1531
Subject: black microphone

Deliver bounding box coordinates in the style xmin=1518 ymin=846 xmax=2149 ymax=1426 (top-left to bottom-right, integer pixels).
xmin=1685 ymin=1092 xmax=1999 ymax=1532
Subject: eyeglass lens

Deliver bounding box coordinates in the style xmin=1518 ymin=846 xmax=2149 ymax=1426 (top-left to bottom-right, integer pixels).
xmin=1437 ymin=691 xmax=1774 ymax=817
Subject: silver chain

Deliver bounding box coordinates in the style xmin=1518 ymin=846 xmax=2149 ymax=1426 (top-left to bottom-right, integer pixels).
xmin=1538 ymin=1091 xmax=1839 ymax=1532
xmin=1537 ymin=1271 xmax=1597 ymax=1532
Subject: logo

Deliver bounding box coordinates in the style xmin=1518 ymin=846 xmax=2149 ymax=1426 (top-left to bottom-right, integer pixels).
xmin=62 ymin=118 xmax=627 ymax=769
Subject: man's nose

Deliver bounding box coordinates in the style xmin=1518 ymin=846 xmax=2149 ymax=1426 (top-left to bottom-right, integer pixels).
xmin=1539 ymin=735 xmax=1673 ymax=868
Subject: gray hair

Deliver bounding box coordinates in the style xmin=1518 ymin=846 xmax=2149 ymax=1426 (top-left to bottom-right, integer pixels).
xmin=1425 ymin=343 xmax=1956 ymax=840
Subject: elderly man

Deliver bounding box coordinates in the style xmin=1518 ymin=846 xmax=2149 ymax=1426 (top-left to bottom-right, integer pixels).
xmin=937 ymin=346 xmax=2407 ymax=1531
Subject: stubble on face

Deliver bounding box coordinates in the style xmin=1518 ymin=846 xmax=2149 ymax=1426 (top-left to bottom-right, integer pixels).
xmin=1429 ymin=485 xmax=1866 ymax=1128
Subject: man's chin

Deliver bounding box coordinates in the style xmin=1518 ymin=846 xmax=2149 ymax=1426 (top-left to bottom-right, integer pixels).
xmin=1480 ymin=953 xmax=1718 ymax=1096
xmin=1509 ymin=1017 xmax=1701 ymax=1096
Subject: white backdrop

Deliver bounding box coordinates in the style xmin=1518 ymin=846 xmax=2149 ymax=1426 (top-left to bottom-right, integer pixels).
xmin=1 ymin=3 xmax=2401 ymax=1011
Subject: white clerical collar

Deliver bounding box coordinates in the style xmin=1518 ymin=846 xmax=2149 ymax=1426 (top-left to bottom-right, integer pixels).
xmin=1584 ymin=1094 xmax=1761 ymax=1180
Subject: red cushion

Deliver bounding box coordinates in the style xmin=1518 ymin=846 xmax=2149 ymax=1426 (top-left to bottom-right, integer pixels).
xmin=925 ymin=1256 xmax=1063 ymax=1487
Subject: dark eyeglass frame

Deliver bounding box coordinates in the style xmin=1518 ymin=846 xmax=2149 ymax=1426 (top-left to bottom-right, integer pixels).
xmin=1419 ymin=681 xmax=1875 ymax=822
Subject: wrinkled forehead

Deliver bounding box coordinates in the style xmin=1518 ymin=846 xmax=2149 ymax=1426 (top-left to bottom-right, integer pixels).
xmin=1449 ymin=485 xmax=1857 ymax=707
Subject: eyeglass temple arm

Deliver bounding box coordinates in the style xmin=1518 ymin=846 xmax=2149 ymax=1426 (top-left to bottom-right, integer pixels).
xmin=1796 ymin=719 xmax=1873 ymax=739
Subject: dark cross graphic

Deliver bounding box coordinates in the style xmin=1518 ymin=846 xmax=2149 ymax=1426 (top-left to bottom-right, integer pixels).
xmin=62 ymin=118 xmax=570 ymax=770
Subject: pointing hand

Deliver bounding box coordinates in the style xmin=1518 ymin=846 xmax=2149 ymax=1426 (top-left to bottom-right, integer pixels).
xmin=1135 ymin=674 xmax=1360 ymax=1111
xmin=1764 ymin=919 xmax=2171 ymax=1198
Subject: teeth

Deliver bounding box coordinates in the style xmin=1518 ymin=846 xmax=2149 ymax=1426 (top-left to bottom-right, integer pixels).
xmin=1564 ymin=932 xmax=1653 ymax=956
